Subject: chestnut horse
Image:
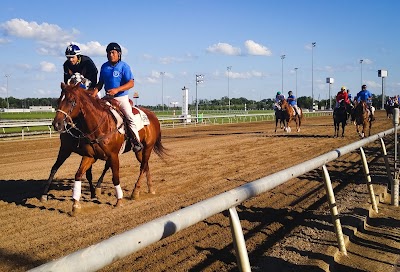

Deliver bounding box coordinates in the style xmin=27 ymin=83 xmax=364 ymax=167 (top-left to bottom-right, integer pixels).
xmin=280 ymin=99 xmax=303 ymax=132
xmin=354 ymin=101 xmax=372 ymax=138
xmin=52 ymin=83 xmax=166 ymax=214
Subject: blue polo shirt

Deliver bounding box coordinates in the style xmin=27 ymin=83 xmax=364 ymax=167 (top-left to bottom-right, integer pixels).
xmin=99 ymin=60 xmax=134 ymax=97
xmin=287 ymin=94 xmax=297 ymax=106
xmin=356 ymin=90 xmax=372 ymax=102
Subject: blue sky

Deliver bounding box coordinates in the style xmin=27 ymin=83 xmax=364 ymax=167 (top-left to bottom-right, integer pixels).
xmin=0 ymin=0 xmax=398 ymax=106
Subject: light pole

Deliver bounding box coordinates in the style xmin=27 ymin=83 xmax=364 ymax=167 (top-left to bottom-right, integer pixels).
xmin=359 ymin=59 xmax=363 ymax=87
xmin=5 ymin=74 xmax=10 ymax=109
xmin=312 ymin=42 xmax=316 ymax=110
xmin=294 ymin=67 xmax=298 ymax=98
xmin=160 ymin=72 xmax=165 ymax=111
xmin=227 ymin=66 xmax=232 ymax=112
xmin=326 ymin=77 xmax=334 ymax=110
xmin=195 ymin=74 xmax=204 ymax=123
xmin=378 ymin=69 xmax=388 ymax=109
xmin=280 ymin=55 xmax=285 ymax=93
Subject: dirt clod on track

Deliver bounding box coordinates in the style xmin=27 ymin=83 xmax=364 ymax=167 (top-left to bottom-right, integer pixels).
xmin=0 ymin=111 xmax=399 ymax=272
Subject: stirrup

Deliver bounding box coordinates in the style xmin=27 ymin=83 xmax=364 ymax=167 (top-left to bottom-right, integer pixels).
xmin=132 ymin=140 xmax=143 ymax=152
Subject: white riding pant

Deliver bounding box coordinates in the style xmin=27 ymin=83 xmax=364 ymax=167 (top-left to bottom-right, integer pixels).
xmin=113 ymin=95 xmax=140 ymax=141
xmin=291 ymin=105 xmax=300 ymax=115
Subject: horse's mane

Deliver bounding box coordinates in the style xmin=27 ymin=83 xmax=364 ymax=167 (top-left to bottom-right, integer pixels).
xmin=62 ymin=83 xmax=112 ymax=112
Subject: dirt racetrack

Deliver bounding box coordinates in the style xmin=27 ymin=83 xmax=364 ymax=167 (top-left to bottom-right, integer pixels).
xmin=0 ymin=110 xmax=399 ymax=272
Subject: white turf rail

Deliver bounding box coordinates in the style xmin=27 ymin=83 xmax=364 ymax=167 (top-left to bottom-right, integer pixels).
xmin=29 ymin=127 xmax=397 ymax=272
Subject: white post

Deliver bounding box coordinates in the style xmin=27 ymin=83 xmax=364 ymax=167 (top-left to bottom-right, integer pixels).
xmin=228 ymin=207 xmax=251 ymax=272
xmin=321 ymin=165 xmax=347 ymax=254
xmin=392 ymin=108 xmax=399 ymax=206
xmin=359 ymin=147 xmax=378 ymax=213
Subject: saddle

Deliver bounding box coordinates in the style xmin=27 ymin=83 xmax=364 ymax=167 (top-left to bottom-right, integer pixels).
xmin=102 ymin=97 xmax=150 ymax=135
xmin=289 ymin=105 xmax=300 ymax=117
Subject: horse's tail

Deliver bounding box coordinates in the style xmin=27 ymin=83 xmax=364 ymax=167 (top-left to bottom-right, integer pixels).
xmin=153 ymin=131 xmax=168 ymax=159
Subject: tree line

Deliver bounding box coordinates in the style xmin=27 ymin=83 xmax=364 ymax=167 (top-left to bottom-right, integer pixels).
xmin=0 ymin=93 xmax=385 ymax=111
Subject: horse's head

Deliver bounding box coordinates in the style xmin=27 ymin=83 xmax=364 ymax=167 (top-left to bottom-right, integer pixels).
xmin=52 ymin=82 xmax=84 ymax=132
xmin=280 ymin=99 xmax=288 ymax=110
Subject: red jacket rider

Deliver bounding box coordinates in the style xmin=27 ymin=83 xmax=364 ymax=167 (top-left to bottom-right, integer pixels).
xmin=336 ymin=86 xmax=350 ymax=106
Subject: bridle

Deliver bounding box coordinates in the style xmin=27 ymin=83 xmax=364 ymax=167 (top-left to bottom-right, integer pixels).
xmin=56 ymin=91 xmax=117 ymax=144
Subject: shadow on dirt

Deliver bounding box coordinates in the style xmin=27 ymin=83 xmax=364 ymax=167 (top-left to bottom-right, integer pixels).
xmin=0 ymin=179 xmax=62 ymax=204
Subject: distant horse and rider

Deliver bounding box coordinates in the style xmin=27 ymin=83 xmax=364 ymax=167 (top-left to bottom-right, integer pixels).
xmin=384 ymin=97 xmax=399 ymax=119
xmin=352 ymin=85 xmax=375 ymax=138
xmin=280 ymin=98 xmax=303 ymax=133
xmin=274 ymin=91 xmax=302 ymax=133
xmin=50 ymin=77 xmax=166 ymax=215
xmin=333 ymin=99 xmax=351 ymax=137
xmin=353 ymin=100 xmax=373 ymax=138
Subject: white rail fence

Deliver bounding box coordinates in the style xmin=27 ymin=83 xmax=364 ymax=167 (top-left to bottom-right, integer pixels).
xmin=29 ymin=126 xmax=398 ymax=272
xmin=0 ymin=111 xmax=332 ymax=140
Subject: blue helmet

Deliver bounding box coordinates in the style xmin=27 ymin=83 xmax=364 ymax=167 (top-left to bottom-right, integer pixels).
xmin=65 ymin=44 xmax=81 ymax=57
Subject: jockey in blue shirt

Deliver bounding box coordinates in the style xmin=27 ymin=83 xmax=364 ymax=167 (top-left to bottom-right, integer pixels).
xmin=287 ymin=90 xmax=300 ymax=115
xmin=94 ymin=42 xmax=143 ymax=153
xmin=356 ymin=84 xmax=375 ymax=120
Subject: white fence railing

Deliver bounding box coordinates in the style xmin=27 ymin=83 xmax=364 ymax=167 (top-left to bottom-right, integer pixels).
xmin=0 ymin=111 xmax=332 ymax=139
xmin=28 ymin=127 xmax=397 ymax=272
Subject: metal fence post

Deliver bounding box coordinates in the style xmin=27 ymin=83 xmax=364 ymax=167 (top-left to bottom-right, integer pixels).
xmin=393 ymin=108 xmax=399 ymax=206
xmin=228 ymin=207 xmax=251 ymax=272
xmin=321 ymin=165 xmax=347 ymax=254
xmin=359 ymin=147 xmax=378 ymax=213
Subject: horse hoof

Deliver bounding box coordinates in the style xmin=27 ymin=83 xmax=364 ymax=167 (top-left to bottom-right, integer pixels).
xmin=149 ymin=190 xmax=156 ymax=195
xmin=40 ymin=195 xmax=48 ymax=202
xmin=95 ymin=187 xmax=102 ymax=197
xmin=131 ymin=192 xmax=140 ymax=200
xmin=70 ymin=203 xmax=81 ymax=217
xmin=115 ymin=199 xmax=123 ymax=207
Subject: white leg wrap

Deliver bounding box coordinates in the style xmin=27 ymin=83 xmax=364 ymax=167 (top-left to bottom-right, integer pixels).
xmin=115 ymin=184 xmax=123 ymax=199
xmin=72 ymin=181 xmax=82 ymax=201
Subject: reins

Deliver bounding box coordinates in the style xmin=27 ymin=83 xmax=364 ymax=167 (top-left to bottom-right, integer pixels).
xmin=57 ymin=89 xmax=120 ymax=145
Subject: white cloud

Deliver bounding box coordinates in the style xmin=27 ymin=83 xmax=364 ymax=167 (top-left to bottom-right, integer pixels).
xmin=159 ymin=54 xmax=196 ymax=64
xmin=360 ymin=58 xmax=373 ymax=65
xmin=40 ymin=61 xmax=56 ymax=72
xmin=1 ymin=18 xmax=74 ymax=43
xmin=35 ymin=89 xmax=53 ymax=96
xmin=206 ymin=42 xmax=241 ymax=56
xmin=244 ymin=40 xmax=272 ymax=56
xmin=365 ymin=80 xmax=380 ymax=89
xmin=74 ymin=41 xmax=105 ymax=57
xmin=16 ymin=63 xmax=32 ymax=71
xmin=226 ymin=70 xmax=264 ymax=79
xmin=305 ymin=42 xmax=317 ymax=50
xmin=143 ymin=70 xmax=174 ymax=84
xmin=0 ymin=37 xmax=10 ymax=44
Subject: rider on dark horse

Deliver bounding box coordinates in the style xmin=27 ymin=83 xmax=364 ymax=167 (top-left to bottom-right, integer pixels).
xmin=334 ymin=86 xmax=351 ymax=115
xmin=274 ymin=91 xmax=285 ymax=111
xmin=63 ymin=43 xmax=98 ymax=90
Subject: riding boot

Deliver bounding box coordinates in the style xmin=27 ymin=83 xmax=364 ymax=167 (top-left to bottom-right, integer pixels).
xmin=370 ymin=114 xmax=375 ymax=121
xmin=127 ymin=127 xmax=143 ymax=152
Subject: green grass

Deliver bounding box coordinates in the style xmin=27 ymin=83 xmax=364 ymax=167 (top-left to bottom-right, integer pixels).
xmin=1 ymin=126 xmax=51 ymax=134
xmin=0 ymin=112 xmax=55 ymax=120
